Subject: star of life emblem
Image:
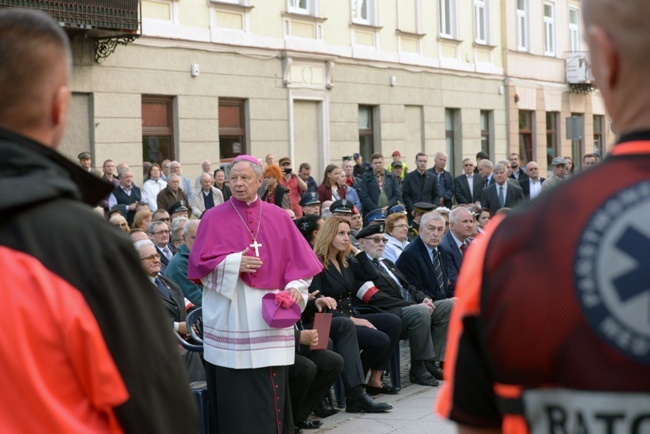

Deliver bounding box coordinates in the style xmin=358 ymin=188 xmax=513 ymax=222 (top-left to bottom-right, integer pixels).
xmin=574 ymin=180 xmax=650 ymax=364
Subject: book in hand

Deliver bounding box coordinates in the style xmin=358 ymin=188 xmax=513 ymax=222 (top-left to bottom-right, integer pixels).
xmin=310 ymin=312 xmax=332 ymax=350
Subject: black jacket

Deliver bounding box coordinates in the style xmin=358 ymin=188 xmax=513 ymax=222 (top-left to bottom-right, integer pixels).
xmin=0 ymin=128 xmax=198 ymax=433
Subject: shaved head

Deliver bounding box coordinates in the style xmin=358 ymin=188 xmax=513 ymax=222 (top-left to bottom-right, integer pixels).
xmin=583 ymin=0 xmax=650 ymax=134
xmin=0 ymin=9 xmax=72 ymax=146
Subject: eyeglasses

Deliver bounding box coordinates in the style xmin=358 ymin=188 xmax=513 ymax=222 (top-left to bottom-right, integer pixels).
xmin=158 ymin=218 xmax=171 ymax=222
xmin=463 ymin=164 xmax=474 ymax=167
xmin=368 ymin=237 xmax=388 ymax=244
xmin=140 ymin=254 xmax=161 ymax=263
xmin=153 ymin=230 xmax=170 ymax=235
xmin=393 ymin=224 xmax=408 ymax=228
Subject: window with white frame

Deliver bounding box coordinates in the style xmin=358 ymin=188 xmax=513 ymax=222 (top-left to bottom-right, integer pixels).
xmin=516 ymin=0 xmax=529 ymax=51
xmin=544 ymin=2 xmax=556 ymax=56
xmin=289 ymin=0 xmax=311 ymax=15
xmin=474 ymin=0 xmax=489 ymax=44
xmin=569 ymin=7 xmax=580 ymax=52
xmin=352 ymin=0 xmax=377 ymax=25
xmin=440 ymin=0 xmax=458 ymax=38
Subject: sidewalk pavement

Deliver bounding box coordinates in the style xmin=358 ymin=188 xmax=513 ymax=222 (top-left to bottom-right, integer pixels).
xmin=312 ymin=383 xmax=456 ymax=433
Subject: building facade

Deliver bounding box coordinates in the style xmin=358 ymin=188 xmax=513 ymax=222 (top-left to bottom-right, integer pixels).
xmin=4 ymin=0 xmax=610 ymax=183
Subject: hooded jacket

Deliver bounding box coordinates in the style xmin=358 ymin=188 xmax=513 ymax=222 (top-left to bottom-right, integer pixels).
xmin=0 ymin=128 xmax=198 ymax=433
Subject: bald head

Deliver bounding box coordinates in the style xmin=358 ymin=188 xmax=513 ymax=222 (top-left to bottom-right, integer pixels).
xmin=583 ymin=0 xmax=650 ymax=134
xmin=0 ymin=9 xmax=71 ymax=147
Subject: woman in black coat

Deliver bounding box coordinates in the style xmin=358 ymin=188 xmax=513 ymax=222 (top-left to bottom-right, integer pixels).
xmin=310 ymin=216 xmax=402 ymax=394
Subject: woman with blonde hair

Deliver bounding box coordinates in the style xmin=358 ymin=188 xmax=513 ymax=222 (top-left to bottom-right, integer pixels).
xmin=109 ymin=214 xmax=130 ymax=233
xmin=311 ymin=216 xmax=402 ymax=403
xmin=133 ymin=209 xmax=153 ymax=230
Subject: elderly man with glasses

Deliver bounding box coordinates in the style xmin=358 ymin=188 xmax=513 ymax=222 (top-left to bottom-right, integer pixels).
xmin=133 ymin=239 xmax=205 ymax=382
xmin=355 ymin=223 xmax=448 ymax=386
xmin=148 ymin=220 xmax=173 ymax=275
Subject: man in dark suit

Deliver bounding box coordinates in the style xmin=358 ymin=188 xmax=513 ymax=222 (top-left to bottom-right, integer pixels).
xmin=477 ymin=159 xmax=494 ymax=188
xmin=134 ymin=239 xmax=205 ymax=383
xmin=396 ymin=211 xmax=455 ymax=366
xmin=355 ymin=224 xmax=442 ymax=386
xmin=454 ymin=158 xmax=483 ymax=204
xmin=358 ymin=153 xmax=402 ymax=212
xmin=519 ymin=160 xmax=545 ymax=200
xmin=427 ymin=152 xmax=454 ymax=208
xmin=440 ymin=207 xmax=474 ymax=290
xmin=509 ymin=152 xmax=529 ymax=182
xmin=148 ymin=220 xmax=174 ymax=274
xmin=480 ymin=163 xmax=525 ymax=215
xmin=402 ymin=152 xmax=439 ymax=217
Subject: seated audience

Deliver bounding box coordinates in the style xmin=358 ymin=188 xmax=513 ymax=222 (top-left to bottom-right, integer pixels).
xmin=166 ymin=220 xmax=203 ymax=306
xmin=133 ymin=239 xmax=205 ymax=382
xmin=310 ymin=216 xmax=402 ymax=401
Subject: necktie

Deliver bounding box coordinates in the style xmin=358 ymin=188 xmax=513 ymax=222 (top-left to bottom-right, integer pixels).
xmin=155 ymin=277 xmax=171 ymax=299
xmin=467 ymin=175 xmax=473 ymax=197
xmin=372 ymin=258 xmax=411 ymax=301
xmin=460 ymin=243 xmax=467 ymax=255
xmin=163 ymin=247 xmax=173 ymax=261
xmin=377 ymin=174 xmax=383 ymax=193
xmin=498 ymin=186 xmax=505 ymax=208
xmin=432 ymin=249 xmax=445 ymax=292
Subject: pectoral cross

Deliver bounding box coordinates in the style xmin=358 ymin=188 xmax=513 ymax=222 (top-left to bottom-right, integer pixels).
xmin=250 ymin=240 xmax=263 ymax=257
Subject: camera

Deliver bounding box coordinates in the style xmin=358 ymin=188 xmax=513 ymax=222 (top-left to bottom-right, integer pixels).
xmin=283 ymin=168 xmax=292 ymax=175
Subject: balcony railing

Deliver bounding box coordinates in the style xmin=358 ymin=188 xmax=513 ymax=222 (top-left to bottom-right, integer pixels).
xmin=0 ymin=0 xmax=139 ymax=33
xmin=0 ymin=0 xmax=140 ymax=61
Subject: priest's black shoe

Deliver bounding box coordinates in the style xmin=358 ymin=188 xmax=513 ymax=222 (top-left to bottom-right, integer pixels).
xmin=296 ymin=418 xmax=322 ymax=430
xmin=365 ymin=383 xmax=400 ymax=396
xmin=424 ymin=361 xmax=444 ymax=381
xmin=345 ymin=393 xmax=393 ymax=413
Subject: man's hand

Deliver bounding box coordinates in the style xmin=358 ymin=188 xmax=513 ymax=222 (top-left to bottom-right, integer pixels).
xmin=178 ymin=321 xmax=189 ymax=338
xmin=315 ymin=296 xmax=337 ymax=312
xmin=239 ymin=247 xmax=263 ymax=273
xmin=299 ymin=329 xmax=319 ymax=346
xmin=350 ymin=317 xmax=376 ymax=329
xmin=422 ymin=298 xmax=435 ymax=314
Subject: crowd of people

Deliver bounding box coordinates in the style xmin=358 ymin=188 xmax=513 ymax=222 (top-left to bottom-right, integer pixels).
xmin=77 ymin=142 xmax=603 ymax=433
xmin=6 ymin=2 xmax=645 ymax=434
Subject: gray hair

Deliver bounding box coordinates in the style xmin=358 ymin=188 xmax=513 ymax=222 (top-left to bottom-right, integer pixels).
xmin=170 ymin=217 xmax=188 ymax=233
xmin=184 ymin=219 xmax=200 ymax=237
xmin=117 ymin=166 xmax=132 ymax=177
xmin=421 ymin=211 xmax=445 ymax=227
xmin=478 ymin=159 xmax=493 ymax=169
xmin=133 ymin=239 xmax=155 ymax=253
xmin=449 ymin=206 xmax=471 ymax=224
xmin=229 ymin=159 xmax=263 ymax=178
xmin=167 ymin=173 xmax=180 ymax=182
xmin=147 ymin=220 xmax=167 ymax=234
xmin=493 ymin=163 xmax=506 ymax=172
